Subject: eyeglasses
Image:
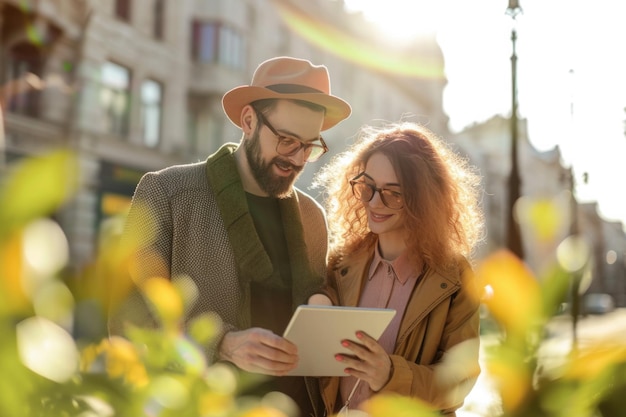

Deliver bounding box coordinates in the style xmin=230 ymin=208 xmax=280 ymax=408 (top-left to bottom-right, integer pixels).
xmin=349 ymin=173 xmax=404 ymax=209
xmin=255 ymin=109 xmax=328 ymax=162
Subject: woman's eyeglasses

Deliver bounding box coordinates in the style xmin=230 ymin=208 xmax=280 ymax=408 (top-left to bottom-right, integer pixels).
xmin=255 ymin=109 xmax=328 ymax=162
xmin=349 ymin=173 xmax=403 ymax=209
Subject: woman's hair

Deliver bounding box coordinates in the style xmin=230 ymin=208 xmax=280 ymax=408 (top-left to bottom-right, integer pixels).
xmin=313 ymin=122 xmax=485 ymax=270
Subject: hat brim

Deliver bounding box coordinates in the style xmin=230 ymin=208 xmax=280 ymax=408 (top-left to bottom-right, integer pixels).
xmin=222 ymin=86 xmax=351 ymax=131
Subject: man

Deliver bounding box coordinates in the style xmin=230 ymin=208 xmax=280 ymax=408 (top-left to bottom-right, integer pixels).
xmin=109 ymin=56 xmax=351 ymax=416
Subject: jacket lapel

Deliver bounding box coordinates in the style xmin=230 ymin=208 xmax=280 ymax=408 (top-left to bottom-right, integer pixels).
xmin=335 ymin=252 xmax=371 ymax=307
xmin=205 ymin=144 xmax=272 ymax=326
xmin=398 ymin=267 xmax=460 ymax=339
xmin=205 ymin=144 xmax=317 ymax=318
xmin=278 ymin=194 xmax=316 ymax=308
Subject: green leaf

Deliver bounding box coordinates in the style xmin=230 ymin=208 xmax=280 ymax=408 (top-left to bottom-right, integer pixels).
xmin=0 ymin=149 xmax=78 ymax=240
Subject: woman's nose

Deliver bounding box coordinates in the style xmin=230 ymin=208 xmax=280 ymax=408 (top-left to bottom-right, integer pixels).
xmin=369 ymin=189 xmax=385 ymax=207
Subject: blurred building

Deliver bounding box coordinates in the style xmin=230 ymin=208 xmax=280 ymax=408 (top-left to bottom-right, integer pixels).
xmin=1 ymin=0 xmax=624 ymax=306
xmin=0 ymin=0 xmax=448 ymax=269
xmin=578 ymin=202 xmax=626 ymax=307
xmin=602 ymin=219 xmax=626 ymax=307
xmin=453 ymin=116 xmax=626 ymax=307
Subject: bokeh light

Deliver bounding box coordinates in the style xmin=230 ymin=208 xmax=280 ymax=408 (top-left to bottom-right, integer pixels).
xmin=22 ymin=218 xmax=69 ymax=277
xmin=16 ymin=316 xmax=78 ymax=382
xmin=148 ymin=375 xmax=189 ymax=410
xmin=556 ymin=235 xmax=591 ymax=273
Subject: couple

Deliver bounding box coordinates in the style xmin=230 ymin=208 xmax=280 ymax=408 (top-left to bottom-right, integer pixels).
xmin=109 ymin=56 xmax=485 ymax=417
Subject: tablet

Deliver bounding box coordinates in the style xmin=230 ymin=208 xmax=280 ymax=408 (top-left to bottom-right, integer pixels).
xmin=282 ymin=305 xmax=396 ymax=376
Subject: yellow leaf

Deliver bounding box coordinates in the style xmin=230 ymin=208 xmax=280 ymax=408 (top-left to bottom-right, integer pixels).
xmin=486 ymin=353 xmax=532 ymax=412
xmin=141 ymin=277 xmax=184 ymax=327
xmin=0 ymin=150 xmax=78 ymax=238
xmin=364 ymin=394 xmax=439 ymax=417
xmin=239 ymin=405 xmax=288 ymax=417
xmin=0 ymin=231 xmax=30 ymax=314
xmin=564 ymin=343 xmax=626 ymax=380
xmin=477 ymin=250 xmax=542 ymax=337
xmin=101 ymin=336 xmax=148 ymax=387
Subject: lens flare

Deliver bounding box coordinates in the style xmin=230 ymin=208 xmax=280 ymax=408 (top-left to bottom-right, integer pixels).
xmin=273 ymin=1 xmax=443 ymax=79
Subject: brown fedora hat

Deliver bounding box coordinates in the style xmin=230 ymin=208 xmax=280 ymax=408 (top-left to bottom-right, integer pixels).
xmin=222 ymin=56 xmax=351 ymax=131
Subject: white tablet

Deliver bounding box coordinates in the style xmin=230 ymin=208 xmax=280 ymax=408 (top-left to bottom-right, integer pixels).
xmin=282 ymin=305 xmax=396 ymax=376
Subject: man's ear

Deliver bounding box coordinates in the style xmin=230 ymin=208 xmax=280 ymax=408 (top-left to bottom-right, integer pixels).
xmin=240 ymin=105 xmax=255 ymax=134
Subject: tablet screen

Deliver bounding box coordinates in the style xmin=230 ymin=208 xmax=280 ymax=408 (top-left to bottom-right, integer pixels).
xmin=282 ymin=305 xmax=396 ymax=376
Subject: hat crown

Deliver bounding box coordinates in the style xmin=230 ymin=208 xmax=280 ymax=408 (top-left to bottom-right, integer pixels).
xmin=251 ymin=57 xmax=330 ymax=94
xmin=221 ymin=56 xmax=351 ymax=131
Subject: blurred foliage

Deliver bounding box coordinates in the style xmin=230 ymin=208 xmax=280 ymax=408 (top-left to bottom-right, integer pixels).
xmin=0 ymin=150 xmax=286 ymax=417
xmin=1 ymin=149 xmax=625 ymax=417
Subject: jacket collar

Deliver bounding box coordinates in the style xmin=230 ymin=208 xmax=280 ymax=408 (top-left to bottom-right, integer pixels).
xmin=368 ymin=244 xmax=420 ymax=285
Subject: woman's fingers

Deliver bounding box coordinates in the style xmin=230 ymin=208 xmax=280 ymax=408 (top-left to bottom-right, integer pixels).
xmin=335 ymin=331 xmax=392 ymax=390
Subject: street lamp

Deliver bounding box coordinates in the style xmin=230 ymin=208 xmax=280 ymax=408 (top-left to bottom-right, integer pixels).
xmin=505 ymin=0 xmax=524 ymax=260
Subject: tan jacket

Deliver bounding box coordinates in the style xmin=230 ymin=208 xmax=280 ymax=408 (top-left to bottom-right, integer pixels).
xmin=318 ymin=241 xmax=481 ymax=416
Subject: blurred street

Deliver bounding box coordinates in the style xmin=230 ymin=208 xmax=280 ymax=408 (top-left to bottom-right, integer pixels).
xmin=458 ymin=309 xmax=626 ymax=417
xmin=540 ymin=308 xmax=626 ymax=370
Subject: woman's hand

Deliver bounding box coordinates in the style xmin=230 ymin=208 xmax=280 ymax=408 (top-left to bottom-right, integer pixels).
xmin=335 ymin=331 xmax=392 ymax=392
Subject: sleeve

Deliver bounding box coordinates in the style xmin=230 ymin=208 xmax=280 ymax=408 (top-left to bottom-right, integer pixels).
xmin=299 ymin=192 xmax=331 ymax=301
xmin=107 ymin=171 xmax=173 ymax=336
xmin=108 ymin=170 xmax=241 ymax=363
xmin=379 ymin=263 xmax=481 ymax=413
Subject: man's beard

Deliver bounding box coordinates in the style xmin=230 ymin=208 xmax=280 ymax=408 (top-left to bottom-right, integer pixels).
xmin=244 ymin=128 xmax=304 ymax=198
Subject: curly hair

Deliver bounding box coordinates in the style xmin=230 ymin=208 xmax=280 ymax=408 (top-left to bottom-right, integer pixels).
xmin=313 ymin=122 xmax=485 ymax=271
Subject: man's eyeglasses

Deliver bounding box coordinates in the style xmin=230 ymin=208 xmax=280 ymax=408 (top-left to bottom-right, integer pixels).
xmin=255 ymin=109 xmax=328 ymax=162
xmin=349 ymin=172 xmax=404 ymax=210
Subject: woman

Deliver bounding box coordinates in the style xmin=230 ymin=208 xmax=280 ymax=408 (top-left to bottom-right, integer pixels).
xmin=312 ymin=122 xmax=485 ymax=416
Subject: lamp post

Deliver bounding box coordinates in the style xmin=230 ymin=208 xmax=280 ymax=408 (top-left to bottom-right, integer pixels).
xmin=505 ymin=0 xmax=524 ymax=259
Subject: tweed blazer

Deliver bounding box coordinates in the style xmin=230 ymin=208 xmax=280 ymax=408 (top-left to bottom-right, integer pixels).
xmin=317 ymin=240 xmax=481 ymax=416
xmin=108 ymin=143 xmax=329 ymax=361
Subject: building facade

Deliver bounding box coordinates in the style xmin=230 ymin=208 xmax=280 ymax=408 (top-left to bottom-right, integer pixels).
xmin=453 ymin=116 xmax=626 ymax=307
xmin=1 ymin=0 xmax=448 ymax=270
xmin=2 ymin=0 xmax=624 ymax=306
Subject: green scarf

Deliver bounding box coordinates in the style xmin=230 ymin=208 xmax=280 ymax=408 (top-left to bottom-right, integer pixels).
xmin=205 ymin=143 xmax=317 ymax=328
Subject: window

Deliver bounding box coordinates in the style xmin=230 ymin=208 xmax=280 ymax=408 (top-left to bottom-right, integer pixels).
xmin=185 ymin=100 xmax=222 ymax=157
xmin=115 ymin=0 xmax=131 ymax=21
xmin=219 ymin=26 xmax=243 ymax=69
xmin=191 ymin=21 xmax=245 ymax=69
xmin=140 ymin=79 xmax=162 ymax=147
xmin=192 ymin=21 xmax=217 ymax=62
xmin=153 ymin=0 xmax=164 ymax=39
xmin=100 ymin=61 xmax=131 ymax=137
xmin=3 ymin=43 xmax=43 ymax=117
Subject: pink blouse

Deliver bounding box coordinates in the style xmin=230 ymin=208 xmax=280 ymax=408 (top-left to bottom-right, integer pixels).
xmin=339 ymin=243 xmax=422 ymax=410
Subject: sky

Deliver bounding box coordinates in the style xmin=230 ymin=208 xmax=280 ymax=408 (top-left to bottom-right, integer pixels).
xmin=343 ymin=0 xmax=626 ymax=228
